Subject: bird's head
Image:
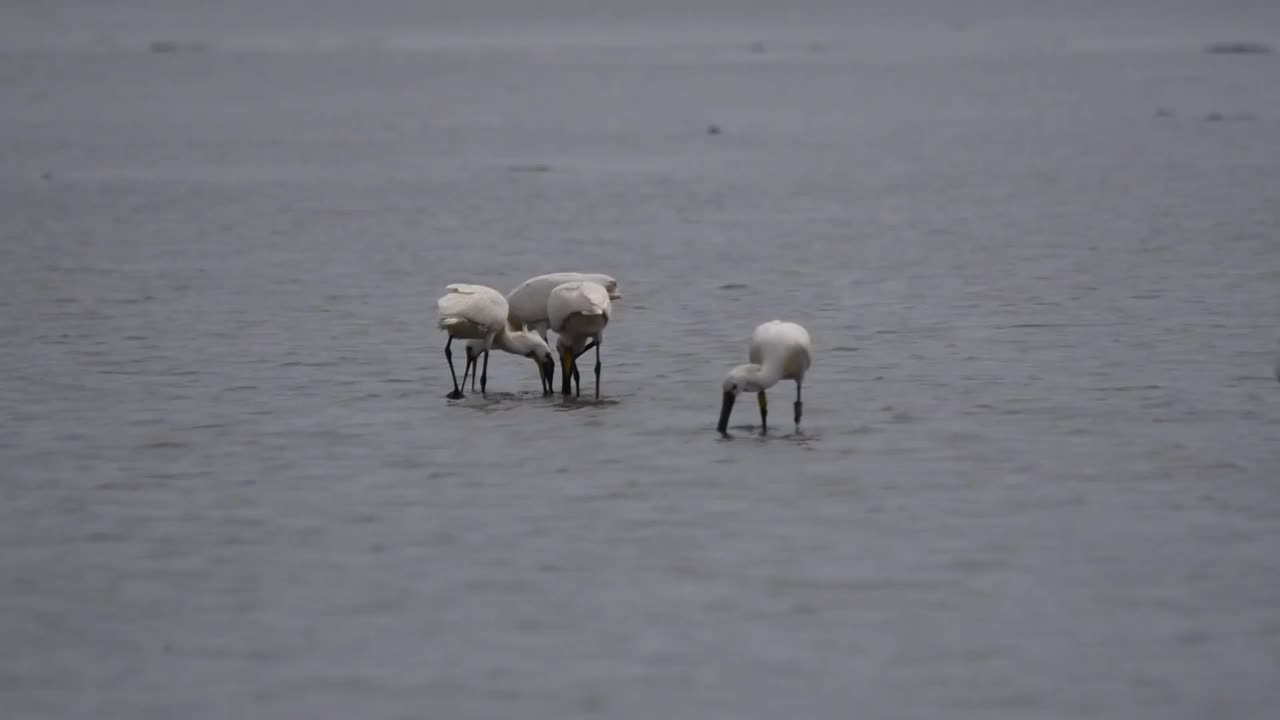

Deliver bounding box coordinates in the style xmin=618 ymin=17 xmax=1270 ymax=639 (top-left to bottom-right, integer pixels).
xmin=723 ymin=365 xmax=764 ymax=393
xmin=718 ymin=365 xmax=766 ymax=434
xmin=513 ymin=331 xmax=556 ymax=394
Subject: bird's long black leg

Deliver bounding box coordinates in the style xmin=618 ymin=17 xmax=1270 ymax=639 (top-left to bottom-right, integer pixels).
xmin=593 ymin=341 xmax=602 ymax=399
xmin=462 ymin=348 xmax=472 ymax=391
xmin=480 ymin=350 xmax=490 ymax=394
xmin=570 ymin=341 xmax=594 ymax=398
xmin=758 ymin=391 xmax=768 ymax=434
xmin=445 ymin=336 xmax=462 ymax=398
xmin=794 ymin=382 xmax=803 ymax=425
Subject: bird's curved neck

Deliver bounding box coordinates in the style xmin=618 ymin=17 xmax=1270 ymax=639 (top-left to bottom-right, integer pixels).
xmin=744 ymin=362 xmax=782 ymax=389
xmin=491 ymin=326 xmax=518 ymax=353
xmin=493 ymin=327 xmax=538 ymax=355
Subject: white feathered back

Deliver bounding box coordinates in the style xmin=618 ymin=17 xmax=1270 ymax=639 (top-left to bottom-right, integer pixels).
xmin=748 ymin=321 xmax=812 ymax=379
xmin=547 ymin=281 xmax=611 ymax=333
xmin=437 ymin=284 xmax=509 ymax=336
xmin=507 ymin=272 xmax=619 ymax=329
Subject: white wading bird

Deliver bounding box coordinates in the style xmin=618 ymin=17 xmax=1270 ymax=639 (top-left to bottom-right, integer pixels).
xmin=717 ymin=321 xmax=811 ymax=435
xmin=461 ymin=329 xmax=556 ymax=395
xmin=547 ymin=280 xmax=611 ymax=398
xmin=437 ymin=284 xmax=555 ymax=399
xmin=507 ymin=272 xmax=621 ymax=339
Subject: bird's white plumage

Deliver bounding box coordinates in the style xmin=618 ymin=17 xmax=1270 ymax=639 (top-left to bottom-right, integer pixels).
xmin=548 ymin=280 xmax=612 ymax=398
xmin=718 ymin=320 xmax=812 ymax=433
xmin=548 ymin=280 xmax=611 ymax=338
xmin=725 ymin=320 xmax=811 ymax=393
xmin=507 ymin=272 xmax=620 ymax=336
xmin=748 ymin=321 xmax=811 ymax=383
xmin=460 ymin=325 xmax=556 ymax=394
xmin=436 ymin=283 xmax=508 ymax=345
xmin=469 ymin=329 xmax=551 ymax=359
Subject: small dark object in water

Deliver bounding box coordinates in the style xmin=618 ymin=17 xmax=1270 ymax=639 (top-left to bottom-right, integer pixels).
xmin=1155 ymin=107 xmax=1174 ymax=118
xmin=1203 ymin=42 xmax=1272 ymax=55
xmin=148 ymin=40 xmax=206 ymax=54
xmin=1202 ymin=111 xmax=1256 ymax=123
xmin=506 ymin=164 xmax=552 ymax=173
xmin=707 ymin=124 xmax=722 ymax=135
xmin=748 ymin=41 xmax=766 ymax=54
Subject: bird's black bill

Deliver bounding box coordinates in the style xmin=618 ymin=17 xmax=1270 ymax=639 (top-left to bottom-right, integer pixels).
xmin=717 ymin=391 xmax=736 ymax=435
xmin=540 ymin=355 xmax=555 ymax=394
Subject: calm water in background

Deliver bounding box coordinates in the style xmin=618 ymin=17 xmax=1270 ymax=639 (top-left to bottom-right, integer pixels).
xmin=3 ymin=2 xmax=1280 ymax=718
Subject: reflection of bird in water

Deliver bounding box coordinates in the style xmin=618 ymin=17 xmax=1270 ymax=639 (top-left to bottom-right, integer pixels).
xmin=718 ymin=321 xmax=812 ymax=436
xmin=437 ymin=284 xmax=554 ymax=398
xmin=548 ymin=280 xmax=611 ymax=399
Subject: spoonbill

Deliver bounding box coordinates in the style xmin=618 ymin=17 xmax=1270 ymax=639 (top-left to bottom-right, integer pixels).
xmin=507 ymin=272 xmax=621 ymax=339
xmin=548 ymin=280 xmax=611 ymax=398
xmin=462 ymin=329 xmax=556 ymax=395
xmin=437 ymin=283 xmax=555 ymax=399
xmin=717 ymin=321 xmax=811 ymax=435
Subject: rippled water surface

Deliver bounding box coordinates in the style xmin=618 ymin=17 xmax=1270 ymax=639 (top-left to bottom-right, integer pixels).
xmin=3 ymin=2 xmax=1280 ymax=718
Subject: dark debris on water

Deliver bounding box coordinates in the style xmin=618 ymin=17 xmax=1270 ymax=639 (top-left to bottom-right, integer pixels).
xmin=1203 ymin=42 xmax=1272 ymax=55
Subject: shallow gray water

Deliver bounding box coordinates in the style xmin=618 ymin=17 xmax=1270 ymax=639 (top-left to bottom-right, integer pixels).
xmin=3 ymin=2 xmax=1280 ymax=718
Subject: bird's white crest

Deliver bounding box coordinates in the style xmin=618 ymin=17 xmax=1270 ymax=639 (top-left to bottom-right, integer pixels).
xmin=506 ymin=272 xmax=620 ymax=334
